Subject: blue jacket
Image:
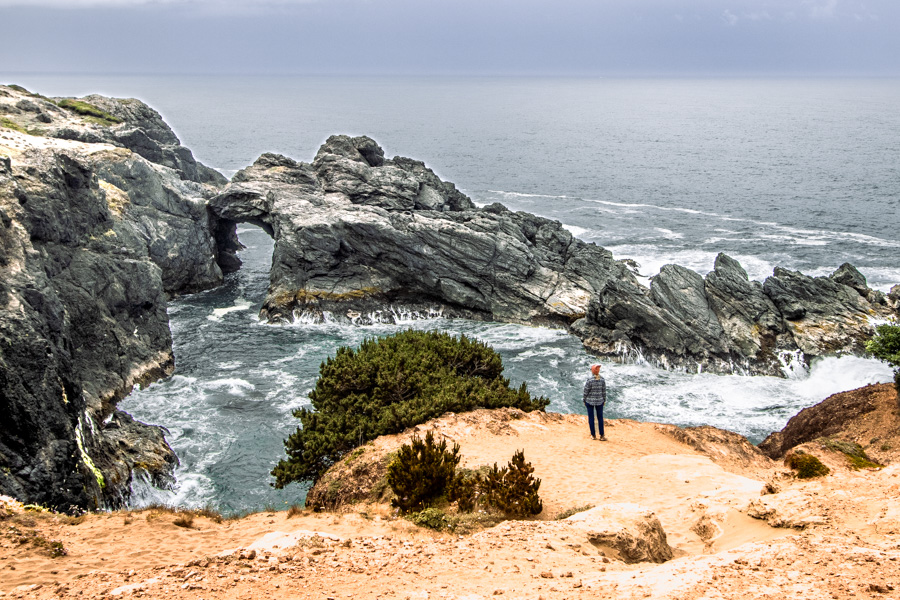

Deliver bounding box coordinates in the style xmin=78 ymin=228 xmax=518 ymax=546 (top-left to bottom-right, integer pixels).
xmin=583 ymin=377 xmax=607 ymax=406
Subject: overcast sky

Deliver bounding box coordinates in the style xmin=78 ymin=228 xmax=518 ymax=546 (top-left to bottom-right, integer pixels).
xmin=1 ymin=0 xmax=898 ymax=76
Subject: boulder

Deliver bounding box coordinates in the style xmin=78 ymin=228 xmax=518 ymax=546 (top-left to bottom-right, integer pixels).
xmin=704 ymin=253 xmax=786 ymax=371
xmin=565 ymin=503 xmax=674 ymax=563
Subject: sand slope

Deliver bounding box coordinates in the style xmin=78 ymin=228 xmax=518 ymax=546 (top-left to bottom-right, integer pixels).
xmin=2 ymin=407 xmax=900 ymax=599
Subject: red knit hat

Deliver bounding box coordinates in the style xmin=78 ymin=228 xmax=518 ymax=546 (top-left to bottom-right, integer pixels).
xmin=590 ymin=364 xmax=601 ymax=375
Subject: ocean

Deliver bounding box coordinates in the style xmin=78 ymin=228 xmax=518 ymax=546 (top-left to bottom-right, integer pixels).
xmin=5 ymin=75 xmax=897 ymax=513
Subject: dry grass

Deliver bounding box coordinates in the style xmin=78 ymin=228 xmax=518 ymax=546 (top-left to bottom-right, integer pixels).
xmin=173 ymin=512 xmax=195 ymax=528
xmin=287 ymin=504 xmax=304 ymax=519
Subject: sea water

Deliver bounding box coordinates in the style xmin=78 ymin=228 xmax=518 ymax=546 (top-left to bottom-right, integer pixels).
xmin=4 ymin=75 xmax=896 ymax=513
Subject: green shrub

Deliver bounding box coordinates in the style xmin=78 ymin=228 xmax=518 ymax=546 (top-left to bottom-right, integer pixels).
xmin=867 ymin=323 xmax=900 ymax=396
xmin=56 ymin=99 xmax=122 ymax=126
xmin=408 ymin=507 xmax=454 ymax=531
xmin=447 ymin=472 xmax=478 ymax=513
xmin=786 ymin=453 xmax=830 ymax=478
xmin=820 ymin=438 xmax=882 ymax=470
xmin=272 ymin=329 xmax=548 ymax=490
xmin=479 ymin=450 xmax=543 ymax=517
xmin=387 ymin=431 xmax=460 ymax=514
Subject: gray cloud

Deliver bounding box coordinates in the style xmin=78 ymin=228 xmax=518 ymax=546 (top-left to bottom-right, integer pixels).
xmin=0 ymin=0 xmax=897 ymax=75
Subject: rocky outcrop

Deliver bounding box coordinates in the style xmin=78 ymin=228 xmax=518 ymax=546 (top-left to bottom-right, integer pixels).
xmin=758 ymin=383 xmax=899 ymax=462
xmin=0 ymin=84 xmax=225 ymax=509
xmin=565 ymin=503 xmax=674 ymax=563
xmin=575 ymin=253 xmax=895 ymax=374
xmin=208 ymin=135 xmax=896 ymax=375
xmin=0 ymin=84 xmax=226 ymax=186
xmin=210 ymin=136 xmax=632 ymax=326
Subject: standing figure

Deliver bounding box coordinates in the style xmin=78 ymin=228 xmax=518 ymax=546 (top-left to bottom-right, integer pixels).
xmin=583 ymin=363 xmax=607 ymax=441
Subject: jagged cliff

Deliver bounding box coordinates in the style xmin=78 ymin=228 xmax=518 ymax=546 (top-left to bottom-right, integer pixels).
xmin=0 ymin=85 xmax=227 ymax=509
xmin=209 ymin=134 xmax=898 ymax=376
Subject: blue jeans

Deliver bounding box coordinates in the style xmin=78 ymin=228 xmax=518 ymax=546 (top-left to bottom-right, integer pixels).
xmin=585 ymin=403 xmax=605 ymax=438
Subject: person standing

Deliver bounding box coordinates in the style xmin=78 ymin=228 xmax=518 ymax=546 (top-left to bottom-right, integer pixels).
xmin=583 ymin=363 xmax=607 ymax=441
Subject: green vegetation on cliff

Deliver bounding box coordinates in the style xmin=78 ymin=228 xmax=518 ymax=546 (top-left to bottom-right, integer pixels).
xmin=56 ymin=99 xmax=122 ymax=126
xmin=271 ymin=330 xmax=549 ymax=489
xmin=867 ymin=323 xmax=900 ymax=395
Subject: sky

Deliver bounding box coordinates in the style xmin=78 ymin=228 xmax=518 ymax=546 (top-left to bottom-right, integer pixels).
xmin=0 ymin=0 xmax=898 ymax=76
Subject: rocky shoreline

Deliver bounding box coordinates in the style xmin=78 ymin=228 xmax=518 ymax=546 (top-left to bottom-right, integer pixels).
xmin=1 ymin=84 xmax=898 ymax=510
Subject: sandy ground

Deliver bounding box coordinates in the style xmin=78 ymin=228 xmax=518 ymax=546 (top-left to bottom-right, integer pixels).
xmin=3 ymin=411 xmax=900 ymax=599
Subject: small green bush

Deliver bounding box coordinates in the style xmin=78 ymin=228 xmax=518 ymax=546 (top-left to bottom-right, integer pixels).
xmin=479 ymin=450 xmax=543 ymax=517
xmin=408 ymin=507 xmax=454 ymax=531
xmin=786 ymin=453 xmax=830 ymax=478
xmin=867 ymin=323 xmax=900 ymax=396
xmin=447 ymin=472 xmax=478 ymax=513
xmin=56 ymin=99 xmax=122 ymax=126
xmin=387 ymin=431 xmax=460 ymax=514
xmin=820 ymin=439 xmax=882 ymax=470
xmin=272 ymin=329 xmax=548 ymax=490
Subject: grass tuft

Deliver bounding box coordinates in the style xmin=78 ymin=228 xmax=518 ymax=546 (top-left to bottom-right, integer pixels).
xmin=173 ymin=512 xmax=195 ymax=528
xmin=820 ymin=438 xmax=883 ymax=470
xmin=56 ymin=99 xmax=122 ymax=126
xmin=1 ymin=117 xmax=27 ymax=133
xmin=786 ymin=452 xmax=830 ymax=478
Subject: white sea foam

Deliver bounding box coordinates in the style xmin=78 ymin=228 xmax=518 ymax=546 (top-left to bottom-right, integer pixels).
xmin=202 ymin=378 xmax=255 ymax=395
xmin=487 ymin=190 xmax=570 ymax=200
xmin=208 ymin=300 xmax=252 ymax=321
xmin=604 ymin=354 xmax=893 ymax=441
xmin=562 ymin=224 xmax=590 ymax=237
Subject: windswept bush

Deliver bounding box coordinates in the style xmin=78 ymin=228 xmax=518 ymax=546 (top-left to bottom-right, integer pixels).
xmin=272 ymin=329 xmax=548 ymax=490
xmin=478 ymin=450 xmax=543 ymax=517
xmin=867 ymin=323 xmax=900 ymax=396
xmin=387 ymin=431 xmax=460 ymax=514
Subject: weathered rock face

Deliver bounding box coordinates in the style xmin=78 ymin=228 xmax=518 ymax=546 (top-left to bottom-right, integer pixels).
xmin=209 ymin=135 xmax=897 ymax=376
xmin=0 ymin=85 xmax=226 ymax=186
xmin=210 ymin=135 xmax=633 ymax=326
xmin=757 ymin=383 xmax=889 ymax=459
xmin=565 ymin=503 xmax=674 ymax=563
xmin=0 ymin=84 xmax=225 ymax=509
xmin=576 ymin=253 xmax=896 ymax=375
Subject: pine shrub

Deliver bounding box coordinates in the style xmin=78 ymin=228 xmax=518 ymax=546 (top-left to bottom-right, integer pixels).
xmin=480 ymin=450 xmax=543 ymax=517
xmin=447 ymin=472 xmax=479 ymax=513
xmin=866 ymin=323 xmax=900 ymax=396
xmin=387 ymin=432 xmax=461 ymax=514
xmin=272 ymin=329 xmax=549 ymax=490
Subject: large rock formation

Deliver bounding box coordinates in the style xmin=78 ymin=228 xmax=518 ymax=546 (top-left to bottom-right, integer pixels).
xmin=0 ymin=84 xmax=225 ymax=509
xmin=209 ymin=135 xmax=897 ymax=376
xmin=757 ymin=383 xmax=899 ymax=462
xmin=1 ymin=85 xmax=897 ymax=510
xmin=209 ymin=136 xmax=632 ymax=326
